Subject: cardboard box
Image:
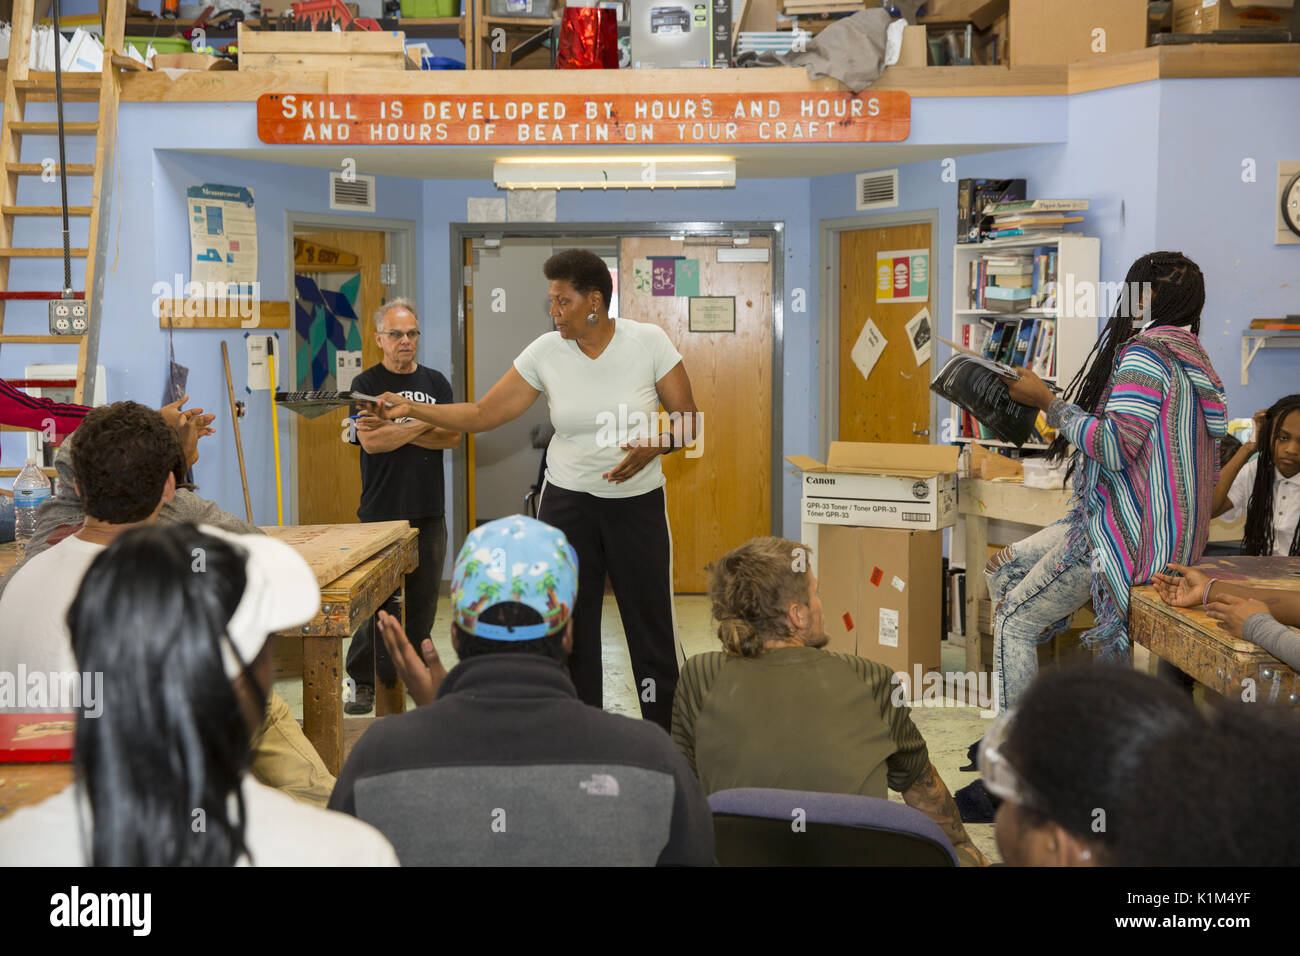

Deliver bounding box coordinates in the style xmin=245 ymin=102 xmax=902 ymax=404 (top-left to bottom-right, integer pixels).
xmin=897 ymin=23 xmax=928 ymax=67
xmin=1010 ymin=0 xmax=1148 ymax=65
xmin=818 ymin=525 xmax=944 ymax=693
xmin=631 ymin=0 xmax=712 ymax=67
xmin=1172 ymin=0 xmax=1294 ymax=33
xmin=920 ymin=0 xmax=1010 ymax=29
xmin=786 ymin=442 xmax=960 ymax=532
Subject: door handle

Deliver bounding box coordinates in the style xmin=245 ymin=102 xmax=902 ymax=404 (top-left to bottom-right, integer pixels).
xmin=913 ymin=427 xmax=930 ymax=436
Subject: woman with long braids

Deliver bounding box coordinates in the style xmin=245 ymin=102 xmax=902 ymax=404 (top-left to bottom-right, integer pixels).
xmin=1212 ymin=393 xmax=1300 ymax=556
xmin=0 ymin=524 xmax=398 ymax=866
xmin=987 ymin=252 xmax=1227 ymax=710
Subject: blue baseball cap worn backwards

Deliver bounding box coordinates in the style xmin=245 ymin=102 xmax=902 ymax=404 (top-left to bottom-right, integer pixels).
xmin=451 ymin=515 xmax=579 ymax=641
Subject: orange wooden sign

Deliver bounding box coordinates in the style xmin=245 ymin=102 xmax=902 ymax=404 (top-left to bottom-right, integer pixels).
xmin=256 ymin=92 xmax=911 ymax=145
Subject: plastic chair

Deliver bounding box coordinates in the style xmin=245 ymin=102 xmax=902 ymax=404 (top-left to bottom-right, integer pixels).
xmin=707 ymin=788 xmax=959 ymax=867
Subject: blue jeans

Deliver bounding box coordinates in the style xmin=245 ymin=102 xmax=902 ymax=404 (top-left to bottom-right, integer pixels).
xmin=985 ymin=519 xmax=1093 ymax=711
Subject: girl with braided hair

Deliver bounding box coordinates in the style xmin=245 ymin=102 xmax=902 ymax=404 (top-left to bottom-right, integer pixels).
xmin=1212 ymin=394 xmax=1300 ymax=556
xmin=986 ymin=252 xmax=1227 ymax=710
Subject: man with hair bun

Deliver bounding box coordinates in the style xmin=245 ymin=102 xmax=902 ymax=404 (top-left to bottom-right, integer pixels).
xmin=672 ymin=535 xmax=988 ymax=866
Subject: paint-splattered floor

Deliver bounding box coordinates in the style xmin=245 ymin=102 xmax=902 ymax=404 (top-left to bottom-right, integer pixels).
xmin=276 ymin=593 xmax=1001 ymax=864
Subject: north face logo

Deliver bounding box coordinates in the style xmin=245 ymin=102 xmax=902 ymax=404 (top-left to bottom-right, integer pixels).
xmin=578 ymin=774 xmax=620 ymax=797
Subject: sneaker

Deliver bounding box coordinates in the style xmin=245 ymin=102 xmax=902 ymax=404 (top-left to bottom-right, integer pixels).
xmin=344 ymin=684 xmax=374 ymax=715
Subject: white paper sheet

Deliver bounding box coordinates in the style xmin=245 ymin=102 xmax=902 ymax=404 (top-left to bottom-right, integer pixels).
xmin=850 ymin=318 xmax=887 ymax=382
xmin=336 ymin=350 xmax=363 ymax=390
xmin=245 ymin=334 xmax=280 ymax=392
xmin=878 ymin=608 xmax=900 ymax=648
xmin=905 ymin=306 xmax=932 ymax=366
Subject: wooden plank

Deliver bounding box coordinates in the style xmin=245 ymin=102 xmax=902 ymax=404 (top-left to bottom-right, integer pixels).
xmin=302 ymin=635 xmax=344 ymax=774
xmin=158 ymin=299 xmax=290 ymax=329
xmin=5 ymin=163 xmax=95 ymax=175
xmin=0 ymin=334 xmax=83 ymax=344
xmin=237 ymin=23 xmax=409 ymax=54
xmin=264 ymin=521 xmax=413 ymax=588
xmin=0 ymin=248 xmax=89 ymax=257
xmin=8 ymin=122 xmax=100 ymax=135
xmin=2 ymin=206 xmax=92 ymax=216
xmin=239 ymin=52 xmax=409 ymax=72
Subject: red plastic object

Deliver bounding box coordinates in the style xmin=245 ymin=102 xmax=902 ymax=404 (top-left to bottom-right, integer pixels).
xmin=870 ymin=567 xmax=883 ymax=586
xmin=0 ymin=714 xmax=75 ymax=763
xmin=290 ymin=0 xmax=382 ymax=31
xmin=0 ymin=291 xmax=84 ymax=300
xmin=842 ymin=612 xmax=854 ymax=632
xmin=557 ymin=7 xmax=618 ymax=69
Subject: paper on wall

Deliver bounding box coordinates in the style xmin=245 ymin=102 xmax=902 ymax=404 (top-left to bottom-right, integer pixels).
xmin=878 ymin=608 xmax=900 ymax=648
xmin=336 ymin=350 xmax=363 ymax=390
xmin=891 ymin=575 xmax=906 ymax=593
xmin=245 ymin=334 xmax=280 ymax=392
xmin=188 ymin=184 xmax=258 ymax=289
xmin=905 ymin=306 xmax=932 ymax=366
xmin=632 ymin=258 xmax=653 ymax=295
xmin=850 ymin=317 xmax=887 ymax=382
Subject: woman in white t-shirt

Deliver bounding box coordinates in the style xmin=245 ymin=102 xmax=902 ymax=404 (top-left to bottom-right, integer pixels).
xmin=1212 ymin=394 xmax=1300 ymax=556
xmin=0 ymin=524 xmax=398 ymax=867
xmin=363 ymin=249 xmax=699 ymax=731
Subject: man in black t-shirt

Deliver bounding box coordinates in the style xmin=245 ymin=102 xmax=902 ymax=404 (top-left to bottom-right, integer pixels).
xmin=345 ymin=299 xmax=460 ymax=714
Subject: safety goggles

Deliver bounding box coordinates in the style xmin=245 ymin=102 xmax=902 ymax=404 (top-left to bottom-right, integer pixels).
xmin=977 ymin=708 xmax=1043 ymax=811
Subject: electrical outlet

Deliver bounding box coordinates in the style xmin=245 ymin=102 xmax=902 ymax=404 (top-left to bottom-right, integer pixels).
xmin=48 ymin=299 xmax=88 ymax=335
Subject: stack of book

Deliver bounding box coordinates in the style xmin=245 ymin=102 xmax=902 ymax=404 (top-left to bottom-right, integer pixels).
xmin=969 ymin=244 xmax=1060 ymax=312
xmin=982 ymin=199 xmax=1089 ymax=241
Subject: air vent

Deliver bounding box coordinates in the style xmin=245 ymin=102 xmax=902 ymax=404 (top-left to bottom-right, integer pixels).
xmin=855 ymin=169 xmax=899 ymax=211
xmin=330 ymin=172 xmax=376 ymax=213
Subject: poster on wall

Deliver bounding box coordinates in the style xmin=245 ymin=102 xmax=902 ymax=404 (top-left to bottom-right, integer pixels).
xmin=850 ymin=318 xmax=887 ymax=382
xmin=875 ymin=248 xmax=929 ymax=303
xmin=904 ymin=307 xmax=932 ymax=366
xmin=689 ymin=296 xmax=735 ymax=333
xmin=187 ymin=184 xmax=258 ymax=289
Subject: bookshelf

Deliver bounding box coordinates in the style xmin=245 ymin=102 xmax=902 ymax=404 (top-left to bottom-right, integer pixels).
xmin=950 ymin=234 xmax=1100 ymax=451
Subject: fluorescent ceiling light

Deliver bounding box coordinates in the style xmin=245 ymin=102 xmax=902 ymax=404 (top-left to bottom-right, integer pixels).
xmin=493 ymin=158 xmax=735 ymax=190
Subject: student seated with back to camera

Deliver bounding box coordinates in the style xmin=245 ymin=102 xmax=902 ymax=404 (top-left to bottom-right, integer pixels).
xmin=328 ymin=514 xmax=714 ymax=866
xmin=670 ymin=536 xmax=989 ymax=867
xmin=0 ymin=523 xmax=397 ymax=866
xmin=0 ymin=402 xmax=337 ymax=807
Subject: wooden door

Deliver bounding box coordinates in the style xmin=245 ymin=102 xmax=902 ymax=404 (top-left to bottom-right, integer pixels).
xmin=620 ymin=237 xmax=773 ymax=593
xmin=293 ymin=230 xmax=387 ymax=525
xmin=838 ymin=223 xmax=933 ymax=444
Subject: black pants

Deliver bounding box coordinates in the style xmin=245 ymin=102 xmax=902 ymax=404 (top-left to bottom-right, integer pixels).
xmin=537 ymin=482 xmax=681 ymax=732
xmin=346 ymin=515 xmax=448 ymax=688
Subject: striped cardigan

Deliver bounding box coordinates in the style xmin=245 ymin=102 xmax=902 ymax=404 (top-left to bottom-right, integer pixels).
xmin=1046 ymin=326 xmax=1227 ymax=659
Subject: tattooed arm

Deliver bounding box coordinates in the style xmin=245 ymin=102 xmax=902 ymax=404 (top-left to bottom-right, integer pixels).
xmin=901 ymin=762 xmax=990 ymax=867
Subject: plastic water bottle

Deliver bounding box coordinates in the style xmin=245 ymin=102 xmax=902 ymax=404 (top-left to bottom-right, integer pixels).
xmin=13 ymin=459 xmax=52 ymax=555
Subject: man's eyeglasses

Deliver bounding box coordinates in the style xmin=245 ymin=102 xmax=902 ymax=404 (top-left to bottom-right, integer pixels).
xmin=381 ymin=330 xmax=420 ymax=341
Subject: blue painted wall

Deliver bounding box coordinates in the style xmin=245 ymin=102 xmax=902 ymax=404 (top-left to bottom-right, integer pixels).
xmin=1153 ymin=79 xmax=1300 ymax=419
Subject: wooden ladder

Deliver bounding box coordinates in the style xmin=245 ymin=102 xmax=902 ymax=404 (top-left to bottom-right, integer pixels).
xmin=0 ymin=0 xmax=124 ymax=478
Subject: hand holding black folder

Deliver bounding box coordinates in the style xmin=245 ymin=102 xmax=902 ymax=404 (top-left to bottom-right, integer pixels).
xmin=930 ymin=352 xmax=1042 ymax=446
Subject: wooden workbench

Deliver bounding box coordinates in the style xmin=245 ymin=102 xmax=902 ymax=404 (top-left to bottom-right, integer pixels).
xmin=958 ymin=478 xmax=1244 ymax=673
xmin=264 ymin=525 xmax=420 ymax=775
xmin=1129 ymin=556 xmax=1300 ymax=706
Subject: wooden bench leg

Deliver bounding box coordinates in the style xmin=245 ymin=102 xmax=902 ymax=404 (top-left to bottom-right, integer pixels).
xmin=375 ymin=585 xmax=407 ymax=718
xmin=302 ymin=635 xmax=344 ymax=776
xmin=964 ymin=512 xmax=988 ymax=674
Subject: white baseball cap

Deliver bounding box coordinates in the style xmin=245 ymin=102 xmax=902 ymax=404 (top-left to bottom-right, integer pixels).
xmin=196 ymin=525 xmax=321 ymax=681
